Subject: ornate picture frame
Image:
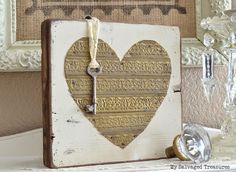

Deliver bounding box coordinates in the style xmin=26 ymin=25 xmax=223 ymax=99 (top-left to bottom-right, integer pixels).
xmin=0 ymin=0 xmax=231 ymax=72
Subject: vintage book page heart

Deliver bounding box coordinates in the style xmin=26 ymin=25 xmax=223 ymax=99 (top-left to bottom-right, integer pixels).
xmin=64 ymin=38 xmax=171 ymax=148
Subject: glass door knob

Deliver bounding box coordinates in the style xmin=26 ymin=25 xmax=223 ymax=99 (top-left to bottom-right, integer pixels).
xmin=165 ymin=124 xmax=212 ymax=163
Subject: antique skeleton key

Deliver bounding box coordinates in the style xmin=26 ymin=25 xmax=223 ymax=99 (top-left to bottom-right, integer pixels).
xmin=85 ymin=66 xmax=102 ymax=114
xmin=85 ymin=16 xmax=102 ymax=115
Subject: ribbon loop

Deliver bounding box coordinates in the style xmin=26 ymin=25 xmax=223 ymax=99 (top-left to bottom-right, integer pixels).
xmin=86 ymin=17 xmax=100 ymax=69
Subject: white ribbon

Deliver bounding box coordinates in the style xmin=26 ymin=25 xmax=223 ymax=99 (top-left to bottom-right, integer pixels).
xmin=86 ymin=17 xmax=100 ymax=69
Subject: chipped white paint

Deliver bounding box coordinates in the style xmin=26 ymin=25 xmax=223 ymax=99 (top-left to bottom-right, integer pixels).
xmin=49 ymin=21 xmax=181 ymax=167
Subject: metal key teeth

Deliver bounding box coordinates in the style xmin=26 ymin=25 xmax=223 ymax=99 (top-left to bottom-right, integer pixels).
xmin=85 ymin=104 xmax=95 ymax=113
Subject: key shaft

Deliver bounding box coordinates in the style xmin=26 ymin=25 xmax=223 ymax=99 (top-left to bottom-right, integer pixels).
xmin=85 ymin=66 xmax=102 ymax=114
xmin=92 ymin=75 xmax=97 ymax=114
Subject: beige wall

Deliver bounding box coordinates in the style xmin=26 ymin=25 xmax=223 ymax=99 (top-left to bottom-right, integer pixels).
xmin=182 ymin=66 xmax=226 ymax=129
xmin=0 ymin=67 xmax=227 ymax=136
xmin=0 ymin=72 xmax=42 ymax=136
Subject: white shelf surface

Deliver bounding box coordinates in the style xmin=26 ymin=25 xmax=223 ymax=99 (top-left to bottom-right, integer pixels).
xmin=0 ymin=127 xmax=236 ymax=171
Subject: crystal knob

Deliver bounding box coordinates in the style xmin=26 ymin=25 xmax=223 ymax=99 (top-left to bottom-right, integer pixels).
xmin=229 ymin=32 xmax=236 ymax=47
xmin=230 ymin=13 xmax=236 ymax=22
xmin=165 ymin=124 xmax=212 ymax=163
xmin=203 ymin=33 xmax=215 ymax=48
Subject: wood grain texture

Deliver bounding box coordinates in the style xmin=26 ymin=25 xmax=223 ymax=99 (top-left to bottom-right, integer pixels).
xmin=41 ymin=20 xmax=54 ymax=168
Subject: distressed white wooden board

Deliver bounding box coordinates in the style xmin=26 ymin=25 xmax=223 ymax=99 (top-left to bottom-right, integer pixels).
xmin=50 ymin=21 xmax=181 ymax=167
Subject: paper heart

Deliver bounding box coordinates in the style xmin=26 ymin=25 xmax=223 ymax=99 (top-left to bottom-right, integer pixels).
xmin=64 ymin=38 xmax=171 ymax=148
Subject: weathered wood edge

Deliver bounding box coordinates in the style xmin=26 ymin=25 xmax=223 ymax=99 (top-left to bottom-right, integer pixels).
xmin=41 ymin=19 xmax=55 ymax=168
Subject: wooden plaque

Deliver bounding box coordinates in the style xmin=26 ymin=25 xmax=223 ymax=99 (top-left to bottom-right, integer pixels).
xmin=42 ymin=20 xmax=182 ymax=168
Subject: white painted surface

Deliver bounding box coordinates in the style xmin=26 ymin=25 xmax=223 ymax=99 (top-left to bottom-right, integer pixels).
xmin=0 ymin=127 xmax=236 ymax=171
xmin=49 ymin=21 xmax=181 ymax=167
